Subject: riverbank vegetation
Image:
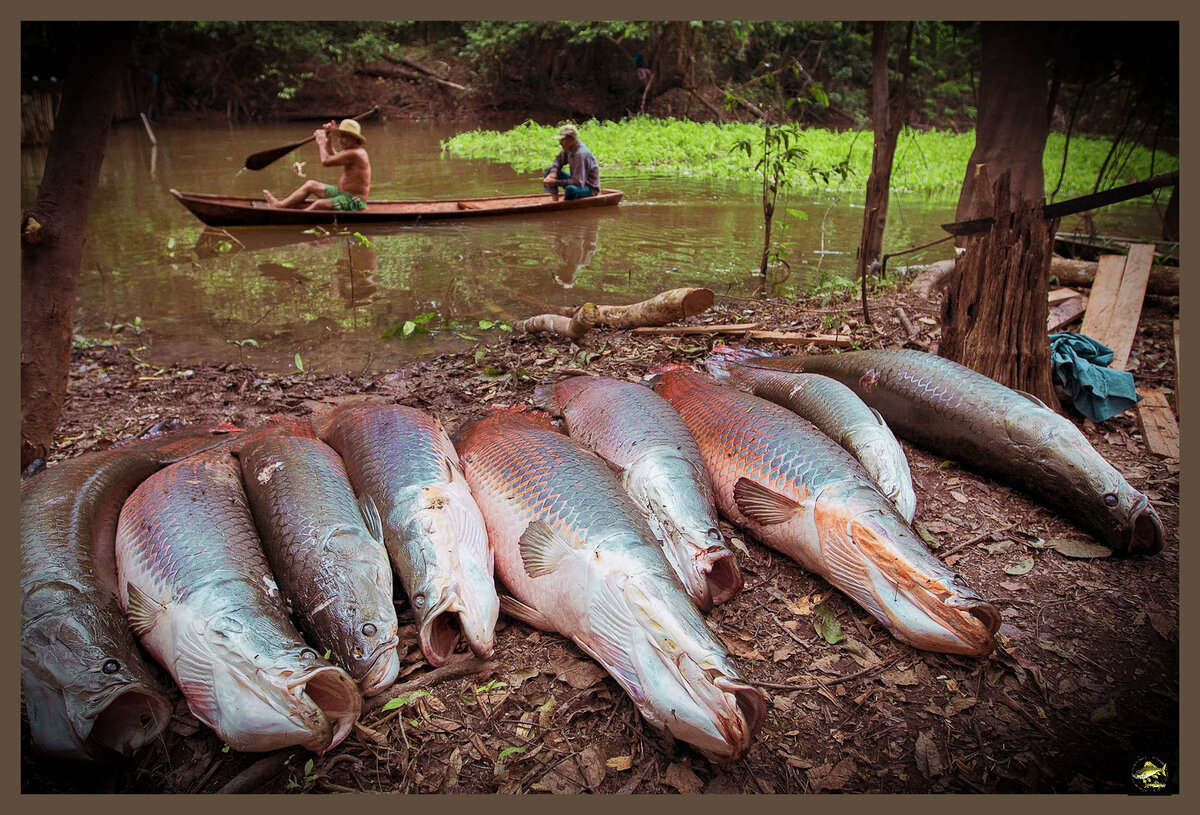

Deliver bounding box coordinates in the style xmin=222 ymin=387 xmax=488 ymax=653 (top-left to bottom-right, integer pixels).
xmin=442 ymin=119 xmax=1178 ymax=198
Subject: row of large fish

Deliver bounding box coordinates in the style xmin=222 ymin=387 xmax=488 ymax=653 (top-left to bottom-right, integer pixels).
xmin=20 ymin=347 xmax=1165 ymax=767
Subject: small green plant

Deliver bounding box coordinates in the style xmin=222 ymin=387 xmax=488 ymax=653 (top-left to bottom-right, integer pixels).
xmin=293 ymin=353 xmax=305 ymax=373
xmin=285 ymin=757 xmax=319 ymax=791
xmin=226 ymin=337 xmax=258 ymax=365
xmin=380 ymin=689 xmax=430 ymax=713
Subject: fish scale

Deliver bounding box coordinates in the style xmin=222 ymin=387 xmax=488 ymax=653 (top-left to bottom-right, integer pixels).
xmin=455 ymin=408 xmax=765 ymax=763
xmin=20 ymin=424 xmax=239 ymax=762
xmin=237 ymin=430 xmax=400 ymax=697
xmin=652 ymin=368 xmax=1000 ymax=657
xmin=116 ymin=448 xmax=362 ymax=754
xmin=314 ymin=404 xmax=497 ymax=667
xmin=736 ymin=348 xmax=1165 ymax=555
xmin=533 ymin=375 xmax=742 ymax=610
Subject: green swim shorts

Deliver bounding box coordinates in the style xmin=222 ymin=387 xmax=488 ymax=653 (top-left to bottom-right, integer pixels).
xmin=323 ymin=183 xmax=367 ymax=211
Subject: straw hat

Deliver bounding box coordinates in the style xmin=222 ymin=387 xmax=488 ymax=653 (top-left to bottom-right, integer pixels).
xmin=556 ymin=124 xmax=578 ymax=142
xmin=337 ymin=119 xmax=365 ymax=144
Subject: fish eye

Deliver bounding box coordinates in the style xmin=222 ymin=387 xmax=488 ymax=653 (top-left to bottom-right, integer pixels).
xmin=102 ymin=659 xmax=120 ymax=674
xmin=219 ymin=616 xmax=245 ymax=634
xmin=413 ymin=594 xmax=426 ymax=609
xmin=362 ymin=623 xmax=377 ymax=637
xmin=300 ymin=649 xmax=318 ymax=661
xmin=1103 ymin=493 xmax=1119 ymax=507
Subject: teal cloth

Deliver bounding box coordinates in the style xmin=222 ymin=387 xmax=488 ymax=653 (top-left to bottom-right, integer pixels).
xmin=1049 ymin=332 xmax=1141 ymax=422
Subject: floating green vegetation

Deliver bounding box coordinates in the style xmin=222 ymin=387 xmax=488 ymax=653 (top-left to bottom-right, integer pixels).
xmin=443 ymin=117 xmax=1178 ymax=198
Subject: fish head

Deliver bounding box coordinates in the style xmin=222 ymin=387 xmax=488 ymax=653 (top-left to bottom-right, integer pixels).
xmin=621 ymin=579 xmax=765 ymax=762
xmin=185 ymin=610 xmax=361 ymax=753
xmin=1006 ymin=409 xmax=1164 ymax=555
xmin=21 ymin=587 xmax=171 ymax=761
xmin=814 ymin=487 xmax=1001 ymax=656
xmin=317 ymin=525 xmax=402 ymax=696
xmin=628 ymin=457 xmax=743 ymax=611
xmin=402 ymin=491 xmax=499 ymax=667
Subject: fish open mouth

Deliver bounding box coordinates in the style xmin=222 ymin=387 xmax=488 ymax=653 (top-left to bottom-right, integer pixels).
xmin=703 ymin=549 xmax=744 ymax=608
xmin=89 ymin=687 xmax=172 ymax=756
xmin=1128 ymin=499 xmax=1165 ymax=556
xmin=419 ymin=607 xmax=464 ymax=667
xmin=285 ymin=666 xmax=361 ymax=753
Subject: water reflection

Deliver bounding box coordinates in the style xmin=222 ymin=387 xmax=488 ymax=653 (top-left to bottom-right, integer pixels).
xmin=22 ymin=119 xmax=1167 ymax=374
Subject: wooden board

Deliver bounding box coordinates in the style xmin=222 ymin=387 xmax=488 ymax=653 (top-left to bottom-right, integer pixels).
xmin=1136 ymin=388 xmax=1180 ymax=459
xmin=745 ymin=331 xmax=853 ymax=347
xmin=1047 ymin=289 xmax=1088 ymax=331
xmin=1174 ymin=319 xmax=1180 ymax=416
xmin=1079 ymin=245 xmax=1154 ymax=370
xmin=630 ymin=322 xmax=761 ymax=336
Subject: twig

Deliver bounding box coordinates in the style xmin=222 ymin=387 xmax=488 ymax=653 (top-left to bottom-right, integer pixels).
xmin=750 ymin=652 xmax=901 ymax=691
xmin=937 ymin=522 xmax=1019 ymax=560
xmin=215 ymin=751 xmax=293 ymax=794
xmin=365 ymin=657 xmax=498 ymax=714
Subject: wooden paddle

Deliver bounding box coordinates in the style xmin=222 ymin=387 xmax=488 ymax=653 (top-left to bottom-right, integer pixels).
xmin=243 ymin=106 xmax=379 ymax=171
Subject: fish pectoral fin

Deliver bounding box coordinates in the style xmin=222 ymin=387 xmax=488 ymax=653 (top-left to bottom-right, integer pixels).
xmin=125 ymin=582 xmax=166 ymax=638
xmin=498 ymin=595 xmax=556 ymax=631
xmin=869 ymin=407 xmax=888 ymax=428
xmin=357 ymin=493 xmax=386 ymax=547
xmin=1014 ymin=388 xmax=1051 ymax=410
xmin=518 ymin=520 xmax=580 ymax=578
xmin=733 ymin=478 xmax=803 ymax=526
xmin=172 ymin=625 xmax=221 ymax=726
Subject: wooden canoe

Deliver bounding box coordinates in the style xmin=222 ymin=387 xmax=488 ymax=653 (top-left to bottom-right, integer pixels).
xmin=170 ymin=188 xmax=624 ymax=227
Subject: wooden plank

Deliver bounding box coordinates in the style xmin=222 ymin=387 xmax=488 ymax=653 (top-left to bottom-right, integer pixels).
xmin=1105 ymin=243 xmax=1155 ymax=370
xmin=1047 ymin=293 xmax=1088 ymax=332
xmin=1048 ymin=287 xmax=1082 ymax=304
xmin=1136 ymin=388 xmax=1179 ymax=459
xmin=1174 ymin=319 xmax=1180 ymax=416
xmin=630 ymin=322 xmax=761 ymax=336
xmin=745 ymin=331 xmax=853 ymax=347
xmin=1079 ymin=253 xmax=1127 ymax=347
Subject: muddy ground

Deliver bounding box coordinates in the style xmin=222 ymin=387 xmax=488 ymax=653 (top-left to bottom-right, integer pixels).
xmin=20 ymin=281 xmax=1179 ymax=794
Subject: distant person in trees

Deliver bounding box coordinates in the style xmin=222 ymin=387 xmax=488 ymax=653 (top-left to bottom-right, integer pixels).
xmin=633 ymin=51 xmax=651 ymax=85
xmin=265 ymin=119 xmax=371 ymax=210
xmin=541 ymin=124 xmax=600 ymax=201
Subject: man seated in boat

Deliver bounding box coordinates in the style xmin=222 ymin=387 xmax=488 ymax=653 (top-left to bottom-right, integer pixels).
xmin=265 ymin=119 xmax=371 ymax=211
xmin=541 ymin=124 xmax=600 ymax=201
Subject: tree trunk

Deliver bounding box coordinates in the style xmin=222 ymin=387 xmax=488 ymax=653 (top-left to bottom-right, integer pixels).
xmin=940 ymin=170 xmax=1059 ymax=408
xmin=21 ymin=23 xmax=134 ymax=469
xmin=954 ymin=22 xmax=1050 ymax=226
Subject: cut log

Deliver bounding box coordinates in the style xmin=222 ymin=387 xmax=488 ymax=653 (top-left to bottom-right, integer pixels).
xmin=1051 ymin=255 xmax=1178 ymax=297
xmin=1079 ymin=245 xmax=1154 ymax=371
xmin=1136 ymin=388 xmax=1179 ymax=459
xmin=558 ymin=288 xmax=714 ymax=329
xmin=516 ymin=303 xmax=598 ymax=340
xmin=907 ymin=258 xmax=958 ymax=298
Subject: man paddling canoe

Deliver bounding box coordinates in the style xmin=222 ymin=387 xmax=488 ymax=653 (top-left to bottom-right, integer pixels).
xmin=265 ymin=119 xmax=371 ymax=211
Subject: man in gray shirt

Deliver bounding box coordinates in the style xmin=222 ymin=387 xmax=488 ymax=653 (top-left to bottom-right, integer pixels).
xmin=542 ymin=124 xmax=600 ymax=200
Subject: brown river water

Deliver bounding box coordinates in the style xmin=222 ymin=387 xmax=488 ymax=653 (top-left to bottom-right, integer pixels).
xmin=21 ymin=119 xmax=1164 ymax=374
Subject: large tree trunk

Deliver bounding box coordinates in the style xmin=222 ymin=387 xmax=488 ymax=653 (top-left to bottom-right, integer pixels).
xmin=954 ymin=22 xmax=1050 ymax=225
xmin=940 ymin=22 xmax=1056 ymax=406
xmin=940 ymin=170 xmax=1059 ymax=408
xmin=21 ymin=23 xmax=134 ymax=469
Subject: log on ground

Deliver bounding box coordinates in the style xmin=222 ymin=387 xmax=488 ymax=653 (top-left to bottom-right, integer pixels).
xmin=558 ymin=288 xmax=714 ymax=329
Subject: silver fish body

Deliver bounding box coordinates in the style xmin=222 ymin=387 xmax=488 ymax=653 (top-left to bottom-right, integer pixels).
xmin=115 ymin=449 xmax=361 ymax=754
xmin=653 ymin=368 xmax=1000 ymax=657
xmin=534 ymin=375 xmax=742 ymax=610
xmin=736 ymin=349 xmax=1164 ymax=555
xmin=20 ymin=424 xmax=238 ymax=762
xmin=456 ymin=408 xmax=765 ymax=762
xmin=706 ymin=346 xmax=917 ymax=521
xmin=315 ymin=404 xmax=498 ymax=667
xmin=237 ymin=429 xmax=401 ymax=697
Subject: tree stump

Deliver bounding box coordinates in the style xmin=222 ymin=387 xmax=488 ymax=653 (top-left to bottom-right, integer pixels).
xmin=939 ymin=169 xmax=1059 ymax=408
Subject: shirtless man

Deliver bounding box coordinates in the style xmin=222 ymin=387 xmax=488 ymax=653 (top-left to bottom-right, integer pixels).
xmin=265 ymin=119 xmax=371 ymax=210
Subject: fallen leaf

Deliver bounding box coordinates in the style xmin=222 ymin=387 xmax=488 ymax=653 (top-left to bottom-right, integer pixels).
xmin=719 ymin=633 xmax=767 ymax=661
xmin=532 ymin=759 xmax=586 ymax=794
xmin=552 ymin=657 xmax=608 ymax=689
xmin=813 ymin=602 xmax=845 ymax=644
xmin=999 ymin=580 xmax=1026 ymax=591
xmin=944 ymin=696 xmax=978 ymax=716
xmin=1004 ymin=556 xmax=1035 ymax=575
xmin=1090 ymin=699 xmax=1118 ymax=723
xmin=578 ymin=745 xmax=606 ymax=790
xmin=913 ymin=521 xmax=940 ymax=547
xmin=950 ymin=490 xmax=970 ymax=504
xmin=914 ymin=730 xmax=944 ymax=778
xmin=772 ymin=644 xmax=797 ymax=662
xmin=1147 ymin=608 xmax=1177 ymax=641
xmin=984 ymin=539 xmax=1014 ymax=555
xmin=606 ymin=756 xmax=633 ymax=772
xmin=882 ymin=667 xmax=920 ymax=687
xmin=807 ymin=757 xmax=858 ymax=791
xmin=1047 ymin=538 xmax=1113 ymax=559
xmin=728 ymin=536 xmax=751 ymax=556
xmin=665 ymin=762 xmax=704 ymax=794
